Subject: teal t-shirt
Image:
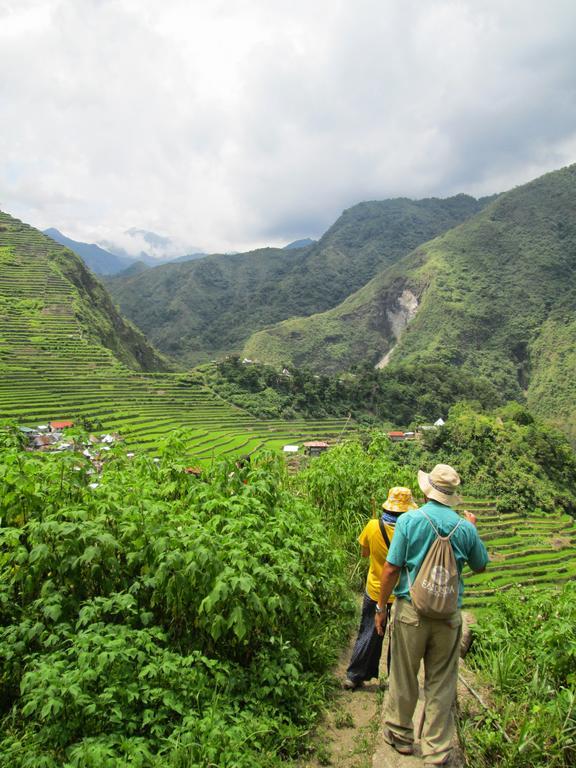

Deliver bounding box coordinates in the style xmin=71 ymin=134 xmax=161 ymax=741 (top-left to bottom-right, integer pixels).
xmin=386 ymin=500 xmax=489 ymax=607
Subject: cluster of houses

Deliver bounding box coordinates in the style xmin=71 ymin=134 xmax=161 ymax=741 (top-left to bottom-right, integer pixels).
xmin=19 ymin=420 xmax=122 ymax=460
xmin=283 ymin=420 xmax=447 ymax=457
xmin=387 ymin=418 xmax=445 ymax=442
xmin=19 ymin=420 xmax=76 ymax=451
xmin=283 ymin=440 xmax=330 ymax=457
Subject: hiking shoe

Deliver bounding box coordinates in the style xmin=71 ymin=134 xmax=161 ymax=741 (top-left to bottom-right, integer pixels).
xmin=382 ymin=727 xmax=414 ymax=755
xmin=342 ymin=677 xmax=363 ymax=690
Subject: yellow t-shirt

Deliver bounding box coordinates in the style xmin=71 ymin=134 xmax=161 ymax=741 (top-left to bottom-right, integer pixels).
xmin=359 ymin=518 xmax=396 ymax=603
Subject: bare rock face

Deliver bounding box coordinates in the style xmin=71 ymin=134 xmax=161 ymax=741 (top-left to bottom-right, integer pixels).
xmin=376 ymin=289 xmax=419 ymax=368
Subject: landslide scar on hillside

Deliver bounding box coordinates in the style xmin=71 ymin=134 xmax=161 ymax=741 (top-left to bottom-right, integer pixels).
xmin=376 ymin=288 xmax=419 ymax=368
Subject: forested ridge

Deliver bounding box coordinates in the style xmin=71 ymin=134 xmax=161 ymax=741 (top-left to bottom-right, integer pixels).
xmin=104 ymin=194 xmax=488 ymax=366
xmin=245 ymin=164 xmax=576 ymax=438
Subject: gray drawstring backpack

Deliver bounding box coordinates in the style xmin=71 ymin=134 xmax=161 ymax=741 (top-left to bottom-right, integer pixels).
xmin=408 ymin=510 xmax=462 ymax=618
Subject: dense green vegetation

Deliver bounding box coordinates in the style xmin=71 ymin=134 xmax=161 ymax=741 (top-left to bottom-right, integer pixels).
xmin=1 ymin=400 xmax=575 ymax=766
xmin=462 ymin=585 xmax=576 ymax=767
xmin=245 ymin=165 xmax=576 ymax=437
xmin=105 ymin=195 xmax=487 ymax=366
xmin=0 ymin=437 xmax=353 ymax=767
xmin=422 ymin=401 xmax=576 ymax=517
xmin=289 ymin=403 xmax=576 ymax=610
xmin=209 ymin=356 xmax=501 ymax=423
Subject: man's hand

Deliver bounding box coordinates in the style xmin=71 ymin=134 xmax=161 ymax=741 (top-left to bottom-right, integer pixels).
xmin=463 ymin=510 xmax=477 ymax=526
xmin=375 ymin=562 xmax=401 ymax=635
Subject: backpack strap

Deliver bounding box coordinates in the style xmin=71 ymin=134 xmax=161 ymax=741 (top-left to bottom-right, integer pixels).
xmin=405 ymin=510 xmax=463 ymax=589
xmin=420 ymin=509 xmax=463 ymax=540
xmin=378 ymin=517 xmax=391 ymax=549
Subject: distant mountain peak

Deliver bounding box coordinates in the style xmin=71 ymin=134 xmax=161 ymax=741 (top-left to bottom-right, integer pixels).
xmin=284 ymin=238 xmax=316 ymax=250
xmin=125 ymin=228 xmax=172 ymax=249
xmin=102 ymin=228 xmax=204 ymax=263
xmin=43 ymin=228 xmax=133 ymax=276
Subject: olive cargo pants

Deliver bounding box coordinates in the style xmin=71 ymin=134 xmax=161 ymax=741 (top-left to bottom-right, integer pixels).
xmin=384 ymin=599 xmax=462 ymax=764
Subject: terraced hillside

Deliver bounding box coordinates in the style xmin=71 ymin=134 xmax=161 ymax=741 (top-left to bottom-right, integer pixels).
xmin=462 ymin=499 xmax=576 ymax=610
xmin=0 ymin=211 xmax=352 ymax=458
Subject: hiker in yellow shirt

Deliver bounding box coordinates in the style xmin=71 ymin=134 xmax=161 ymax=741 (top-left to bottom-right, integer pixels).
xmin=343 ymin=487 xmax=417 ymax=690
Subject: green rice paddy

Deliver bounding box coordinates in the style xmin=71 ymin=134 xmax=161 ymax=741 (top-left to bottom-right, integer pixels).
xmin=461 ymin=499 xmax=576 ymax=609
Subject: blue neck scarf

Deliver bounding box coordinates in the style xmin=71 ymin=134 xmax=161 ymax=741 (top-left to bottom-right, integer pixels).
xmin=381 ymin=511 xmax=400 ymax=526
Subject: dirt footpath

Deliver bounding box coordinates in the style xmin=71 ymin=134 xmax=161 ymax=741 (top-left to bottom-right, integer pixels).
xmin=294 ymin=632 xmax=385 ymax=768
xmin=296 ymin=612 xmax=480 ymax=768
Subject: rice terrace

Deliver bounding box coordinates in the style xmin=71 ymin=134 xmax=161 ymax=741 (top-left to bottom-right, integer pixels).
xmin=0 ymin=213 xmax=351 ymax=460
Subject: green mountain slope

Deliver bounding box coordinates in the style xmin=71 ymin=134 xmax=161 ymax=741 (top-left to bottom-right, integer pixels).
xmin=244 ymin=165 xmax=576 ymax=433
xmin=105 ymin=194 xmax=488 ymax=367
xmin=0 ymin=212 xmax=168 ymax=372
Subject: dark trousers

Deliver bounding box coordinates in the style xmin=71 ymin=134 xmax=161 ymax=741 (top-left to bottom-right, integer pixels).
xmin=346 ymin=593 xmax=391 ymax=684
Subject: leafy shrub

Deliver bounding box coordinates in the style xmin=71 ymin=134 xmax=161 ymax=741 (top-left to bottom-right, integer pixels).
xmin=296 ymin=436 xmax=418 ymax=583
xmin=0 ymin=447 xmax=353 ymax=767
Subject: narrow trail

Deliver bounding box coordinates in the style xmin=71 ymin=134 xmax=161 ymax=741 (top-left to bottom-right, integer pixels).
xmin=294 ymin=628 xmax=385 ymax=768
xmin=297 ymin=613 xmax=484 ymax=768
xmin=371 ymin=672 xmax=467 ymax=768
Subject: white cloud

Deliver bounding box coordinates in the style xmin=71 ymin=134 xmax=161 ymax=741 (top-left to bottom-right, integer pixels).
xmin=1 ymin=0 xmax=575 ymax=252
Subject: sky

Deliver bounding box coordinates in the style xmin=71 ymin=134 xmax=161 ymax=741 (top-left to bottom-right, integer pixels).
xmin=1 ymin=0 xmax=576 ymax=256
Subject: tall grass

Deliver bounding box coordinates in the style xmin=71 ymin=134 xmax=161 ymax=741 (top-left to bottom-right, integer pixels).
xmin=461 ymin=583 xmax=576 ymax=767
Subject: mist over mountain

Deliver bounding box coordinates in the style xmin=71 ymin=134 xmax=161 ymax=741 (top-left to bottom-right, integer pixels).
xmin=43 ymin=228 xmax=134 ymax=276
xmin=100 ymin=228 xmax=205 ymax=265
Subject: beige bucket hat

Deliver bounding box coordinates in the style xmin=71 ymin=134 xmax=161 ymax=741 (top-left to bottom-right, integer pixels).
xmin=417 ymin=464 xmax=462 ymax=507
xmin=382 ymin=486 xmax=419 ymax=514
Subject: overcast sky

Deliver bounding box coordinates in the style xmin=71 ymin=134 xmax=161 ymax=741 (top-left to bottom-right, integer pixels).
xmin=1 ymin=0 xmax=576 ymax=255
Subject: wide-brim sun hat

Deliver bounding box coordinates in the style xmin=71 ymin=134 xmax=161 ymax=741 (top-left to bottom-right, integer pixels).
xmin=417 ymin=463 xmax=462 ymax=507
xmin=382 ymin=486 xmax=419 ymax=514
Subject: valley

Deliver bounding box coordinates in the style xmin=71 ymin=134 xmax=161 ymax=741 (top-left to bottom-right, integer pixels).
xmin=104 ymin=194 xmax=488 ymax=367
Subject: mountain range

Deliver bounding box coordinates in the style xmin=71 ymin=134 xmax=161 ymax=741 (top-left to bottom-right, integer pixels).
xmin=43 ymin=228 xmax=206 ymax=275
xmin=244 ymin=165 xmax=576 ymax=434
xmin=43 ymin=228 xmax=315 ymax=277
xmin=105 ymin=194 xmax=489 ymax=366
xmin=5 ymin=163 xmax=576 ymax=439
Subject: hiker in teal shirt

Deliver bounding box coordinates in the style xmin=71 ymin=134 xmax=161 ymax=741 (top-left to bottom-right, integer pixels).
xmin=374 ymin=464 xmax=489 ymax=767
xmin=386 ymin=499 xmax=489 ymax=607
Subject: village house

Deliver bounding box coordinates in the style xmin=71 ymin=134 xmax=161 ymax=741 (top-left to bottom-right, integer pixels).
xmin=49 ymin=420 xmax=74 ymax=432
xmin=303 ymin=440 xmax=329 ymax=456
